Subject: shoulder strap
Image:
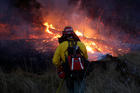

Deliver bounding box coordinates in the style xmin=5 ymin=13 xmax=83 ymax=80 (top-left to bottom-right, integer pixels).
xmin=64 ymin=41 xmax=71 ymax=56
xmin=74 ymin=41 xmax=84 ymax=57
xmin=68 ymin=41 xmax=70 ymax=48
xmin=73 ymin=41 xmax=77 ymax=57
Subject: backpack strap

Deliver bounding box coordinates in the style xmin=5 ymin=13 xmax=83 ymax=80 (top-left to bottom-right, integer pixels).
xmin=72 ymin=41 xmax=77 ymax=57
xmin=64 ymin=41 xmax=81 ymax=58
xmin=64 ymin=41 xmax=71 ymax=57
xmin=68 ymin=41 xmax=71 ymax=55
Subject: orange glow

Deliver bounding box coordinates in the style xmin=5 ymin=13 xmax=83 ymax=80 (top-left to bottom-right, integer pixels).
xmin=0 ymin=0 xmax=132 ymax=61
xmin=44 ymin=22 xmax=55 ymax=34
xmin=41 ymin=20 xmax=130 ymax=57
xmin=43 ymin=22 xmax=99 ymax=54
xmin=86 ymin=46 xmax=94 ymax=54
xmin=41 ymin=11 xmax=112 ymax=57
xmin=91 ymin=42 xmax=96 ymax=46
xmin=75 ymin=30 xmax=83 ymax=36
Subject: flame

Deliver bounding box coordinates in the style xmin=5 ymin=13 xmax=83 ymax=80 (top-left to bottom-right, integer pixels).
xmin=44 ymin=22 xmax=55 ymax=34
xmin=42 ymin=22 xmax=130 ymax=55
xmin=0 ymin=0 xmax=133 ymax=61
xmin=86 ymin=46 xmax=95 ymax=54
xmin=43 ymin=22 xmax=99 ymax=54
xmin=43 ymin=22 xmax=61 ymax=41
xmin=75 ymin=30 xmax=83 ymax=36
xmin=91 ymin=42 xmax=96 ymax=46
xmin=0 ymin=20 xmax=130 ymax=61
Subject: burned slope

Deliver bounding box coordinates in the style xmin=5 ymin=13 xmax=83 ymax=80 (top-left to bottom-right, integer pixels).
xmin=0 ymin=39 xmax=54 ymax=73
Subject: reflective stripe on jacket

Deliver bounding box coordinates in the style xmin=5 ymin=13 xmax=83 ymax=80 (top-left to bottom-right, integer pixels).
xmin=52 ymin=41 xmax=88 ymax=67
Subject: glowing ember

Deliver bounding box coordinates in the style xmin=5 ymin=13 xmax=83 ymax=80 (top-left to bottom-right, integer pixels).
xmin=86 ymin=46 xmax=95 ymax=54
xmin=91 ymin=42 xmax=96 ymax=46
xmin=75 ymin=30 xmax=83 ymax=36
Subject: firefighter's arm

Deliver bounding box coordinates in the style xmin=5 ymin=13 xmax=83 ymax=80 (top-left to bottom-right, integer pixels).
xmin=52 ymin=45 xmax=61 ymax=67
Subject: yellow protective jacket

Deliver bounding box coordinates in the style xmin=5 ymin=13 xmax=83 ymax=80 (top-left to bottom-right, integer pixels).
xmin=52 ymin=41 xmax=88 ymax=67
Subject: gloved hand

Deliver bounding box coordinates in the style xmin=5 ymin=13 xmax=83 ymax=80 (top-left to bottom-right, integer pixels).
xmin=57 ymin=66 xmax=65 ymax=79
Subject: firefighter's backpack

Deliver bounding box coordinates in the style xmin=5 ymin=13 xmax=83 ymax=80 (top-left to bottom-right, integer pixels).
xmin=65 ymin=41 xmax=86 ymax=79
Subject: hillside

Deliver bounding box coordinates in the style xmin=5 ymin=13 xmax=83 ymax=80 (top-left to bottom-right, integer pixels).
xmin=0 ymin=51 xmax=140 ymax=93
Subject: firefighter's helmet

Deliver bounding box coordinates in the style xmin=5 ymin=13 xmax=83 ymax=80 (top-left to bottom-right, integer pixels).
xmin=63 ymin=26 xmax=74 ymax=35
xmin=61 ymin=26 xmax=80 ymax=41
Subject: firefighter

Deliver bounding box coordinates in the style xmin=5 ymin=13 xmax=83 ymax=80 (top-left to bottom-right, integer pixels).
xmin=53 ymin=26 xmax=88 ymax=93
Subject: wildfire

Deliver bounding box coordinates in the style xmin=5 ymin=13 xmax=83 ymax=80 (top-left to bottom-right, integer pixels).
xmin=43 ymin=22 xmax=99 ymax=54
xmin=42 ymin=21 xmax=130 ymax=60
xmin=0 ymin=19 xmax=130 ymax=61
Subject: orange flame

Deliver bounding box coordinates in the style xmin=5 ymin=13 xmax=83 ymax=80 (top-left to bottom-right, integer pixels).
xmin=43 ymin=22 xmax=99 ymax=54
xmin=86 ymin=46 xmax=95 ymax=54
xmin=75 ymin=30 xmax=83 ymax=37
xmin=44 ymin=22 xmax=55 ymax=34
xmin=42 ymin=21 xmax=130 ymax=58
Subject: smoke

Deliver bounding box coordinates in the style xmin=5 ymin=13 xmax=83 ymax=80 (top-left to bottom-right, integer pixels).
xmin=80 ymin=0 xmax=140 ymax=37
xmin=37 ymin=0 xmax=79 ymax=26
xmin=0 ymin=0 xmax=77 ymax=39
xmin=36 ymin=0 xmax=140 ymax=52
xmin=0 ymin=0 xmax=43 ymax=39
xmin=0 ymin=0 xmax=42 ymax=24
xmin=0 ymin=0 xmax=139 ymax=39
xmin=0 ymin=0 xmax=139 ymax=53
xmin=37 ymin=0 xmax=140 ymax=40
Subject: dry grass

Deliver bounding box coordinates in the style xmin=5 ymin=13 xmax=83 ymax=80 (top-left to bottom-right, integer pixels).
xmin=86 ymin=67 xmax=140 ymax=93
xmin=0 ymin=51 xmax=140 ymax=93
xmin=0 ymin=69 xmax=61 ymax=93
